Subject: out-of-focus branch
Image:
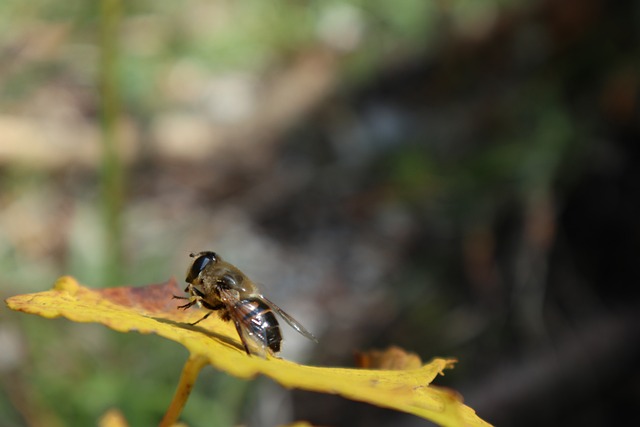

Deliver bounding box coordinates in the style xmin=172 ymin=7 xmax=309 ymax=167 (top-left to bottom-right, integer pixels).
xmin=99 ymin=0 xmax=124 ymax=285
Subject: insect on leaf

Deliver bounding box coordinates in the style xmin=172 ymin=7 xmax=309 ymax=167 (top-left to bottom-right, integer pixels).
xmin=5 ymin=276 xmax=492 ymax=427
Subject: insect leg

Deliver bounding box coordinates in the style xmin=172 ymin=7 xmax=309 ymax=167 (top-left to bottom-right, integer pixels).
xmin=184 ymin=300 xmax=224 ymax=324
xmin=189 ymin=311 xmax=212 ymax=326
xmin=174 ymin=284 xmax=209 ymax=309
xmin=173 ymin=296 xmax=198 ymax=310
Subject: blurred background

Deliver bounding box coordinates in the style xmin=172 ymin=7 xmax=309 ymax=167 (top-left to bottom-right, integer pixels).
xmin=1 ymin=0 xmax=639 ymax=426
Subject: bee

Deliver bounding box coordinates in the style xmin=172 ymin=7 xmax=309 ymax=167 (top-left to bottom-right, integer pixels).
xmin=173 ymin=251 xmax=317 ymax=357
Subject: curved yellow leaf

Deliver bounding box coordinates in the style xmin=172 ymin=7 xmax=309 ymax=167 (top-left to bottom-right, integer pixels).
xmin=6 ymin=276 xmax=491 ymax=427
xmin=355 ymin=346 xmax=424 ymax=370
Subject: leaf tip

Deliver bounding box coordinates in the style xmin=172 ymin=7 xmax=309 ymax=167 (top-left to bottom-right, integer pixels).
xmin=436 ymin=358 xmax=458 ymax=376
xmin=444 ymin=358 xmax=458 ymax=370
xmin=53 ymin=276 xmax=81 ymax=294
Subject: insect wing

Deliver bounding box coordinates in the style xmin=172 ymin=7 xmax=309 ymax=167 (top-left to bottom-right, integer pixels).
xmin=239 ymin=325 xmax=269 ymax=358
xmin=261 ymin=295 xmax=318 ymax=342
xmin=218 ymin=288 xmax=269 ymax=357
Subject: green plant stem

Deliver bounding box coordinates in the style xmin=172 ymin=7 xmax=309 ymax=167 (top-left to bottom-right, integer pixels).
xmin=160 ymin=355 xmax=208 ymax=427
xmin=99 ymin=0 xmax=124 ymax=285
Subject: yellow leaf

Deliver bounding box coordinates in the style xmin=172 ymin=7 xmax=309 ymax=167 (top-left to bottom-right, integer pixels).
xmin=355 ymin=345 xmax=424 ymax=370
xmin=5 ymin=276 xmax=492 ymax=427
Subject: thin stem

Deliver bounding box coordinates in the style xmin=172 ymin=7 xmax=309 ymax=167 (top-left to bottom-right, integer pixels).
xmin=99 ymin=0 xmax=124 ymax=285
xmin=160 ymin=355 xmax=208 ymax=427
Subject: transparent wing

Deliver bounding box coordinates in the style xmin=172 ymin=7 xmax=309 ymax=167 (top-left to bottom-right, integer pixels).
xmin=237 ymin=322 xmax=268 ymax=358
xmin=261 ymin=295 xmax=318 ymax=343
xmin=218 ymin=288 xmax=269 ymax=357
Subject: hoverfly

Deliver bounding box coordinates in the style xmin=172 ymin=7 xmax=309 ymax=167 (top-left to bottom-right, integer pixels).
xmin=173 ymin=251 xmax=317 ymax=357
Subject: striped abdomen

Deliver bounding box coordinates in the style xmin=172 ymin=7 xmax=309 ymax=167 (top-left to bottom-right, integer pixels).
xmin=235 ymin=298 xmax=282 ymax=354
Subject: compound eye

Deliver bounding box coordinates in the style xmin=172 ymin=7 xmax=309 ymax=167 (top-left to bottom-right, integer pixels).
xmin=186 ymin=252 xmax=216 ymax=283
